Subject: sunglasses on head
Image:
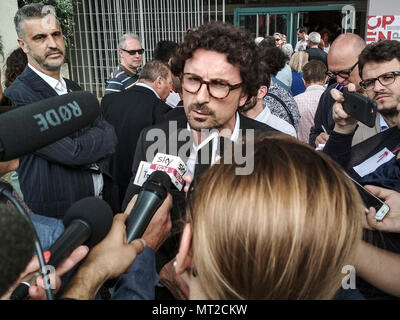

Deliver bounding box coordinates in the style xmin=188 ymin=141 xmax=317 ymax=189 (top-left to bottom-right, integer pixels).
xmin=121 ymin=48 xmax=145 ymax=55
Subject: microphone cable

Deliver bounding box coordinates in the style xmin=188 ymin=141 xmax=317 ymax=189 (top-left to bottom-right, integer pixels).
xmin=0 ymin=182 xmax=54 ymax=300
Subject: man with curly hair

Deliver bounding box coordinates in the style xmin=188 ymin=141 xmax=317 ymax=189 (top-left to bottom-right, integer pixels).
xmin=121 ymin=21 xmax=277 ymax=299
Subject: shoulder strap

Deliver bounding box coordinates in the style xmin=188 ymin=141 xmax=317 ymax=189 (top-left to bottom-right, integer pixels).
xmin=265 ymin=92 xmax=295 ymax=127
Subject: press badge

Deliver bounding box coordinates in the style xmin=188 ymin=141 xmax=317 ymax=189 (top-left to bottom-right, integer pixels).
xmin=353 ymin=147 xmax=395 ymax=178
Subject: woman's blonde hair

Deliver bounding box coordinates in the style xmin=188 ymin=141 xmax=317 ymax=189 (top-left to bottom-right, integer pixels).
xmin=289 ymin=51 xmax=309 ymax=73
xmin=188 ymin=135 xmax=363 ymax=299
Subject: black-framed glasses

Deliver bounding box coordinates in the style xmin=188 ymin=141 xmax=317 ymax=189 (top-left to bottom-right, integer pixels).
xmin=121 ymin=48 xmax=145 ymax=55
xmin=326 ymin=61 xmax=358 ymax=80
xmin=359 ymin=71 xmax=400 ymax=90
xmin=181 ymin=73 xmax=242 ymax=99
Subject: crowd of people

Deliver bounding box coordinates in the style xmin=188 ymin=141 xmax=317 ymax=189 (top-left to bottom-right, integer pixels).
xmin=1 ymin=3 xmax=400 ymax=301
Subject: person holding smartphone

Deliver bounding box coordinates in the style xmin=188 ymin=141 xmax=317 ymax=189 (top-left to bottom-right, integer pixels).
xmin=355 ymin=185 xmax=400 ymax=298
xmin=322 ymin=40 xmax=400 ymax=299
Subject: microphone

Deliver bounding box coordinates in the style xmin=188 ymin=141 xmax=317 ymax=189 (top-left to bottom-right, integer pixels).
xmin=10 ymin=197 xmax=113 ymax=300
xmin=0 ymin=91 xmax=100 ymax=161
xmin=48 ymin=197 xmax=113 ymax=267
xmin=125 ymin=153 xmax=188 ymax=243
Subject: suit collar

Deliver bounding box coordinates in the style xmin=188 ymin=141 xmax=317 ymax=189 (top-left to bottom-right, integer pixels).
xmin=28 ymin=63 xmax=67 ymax=94
xmin=21 ymin=66 xmax=59 ymax=99
xmin=135 ymin=83 xmax=161 ymax=100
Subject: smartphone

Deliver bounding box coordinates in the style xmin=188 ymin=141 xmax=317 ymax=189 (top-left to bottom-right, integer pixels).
xmin=338 ymin=86 xmax=377 ymax=128
xmin=349 ymin=176 xmax=390 ymax=221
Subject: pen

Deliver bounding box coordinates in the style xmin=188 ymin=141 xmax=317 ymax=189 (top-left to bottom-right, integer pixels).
xmin=321 ymin=125 xmax=327 ymax=133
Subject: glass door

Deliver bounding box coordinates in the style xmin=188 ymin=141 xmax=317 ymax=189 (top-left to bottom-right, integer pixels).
xmin=234 ymin=5 xmax=354 ymax=47
xmin=238 ymin=12 xmax=288 ymax=39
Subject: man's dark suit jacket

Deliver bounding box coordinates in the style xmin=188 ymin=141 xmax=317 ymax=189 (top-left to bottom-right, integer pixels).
xmin=122 ymin=112 xmax=279 ymax=271
xmin=305 ymin=47 xmax=328 ymax=66
xmin=4 ymin=66 xmax=117 ymax=218
xmin=101 ymin=84 xmax=172 ymax=211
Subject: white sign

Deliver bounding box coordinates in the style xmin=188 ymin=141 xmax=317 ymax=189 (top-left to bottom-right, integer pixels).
xmin=367 ymin=15 xmax=400 ymax=44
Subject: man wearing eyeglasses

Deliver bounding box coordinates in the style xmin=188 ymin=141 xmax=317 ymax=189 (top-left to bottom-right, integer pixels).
xmin=104 ymin=33 xmax=144 ymax=95
xmin=121 ymin=21 xmax=277 ymax=299
xmin=323 ymin=39 xmax=400 ymax=300
xmin=309 ymin=33 xmax=368 ymax=148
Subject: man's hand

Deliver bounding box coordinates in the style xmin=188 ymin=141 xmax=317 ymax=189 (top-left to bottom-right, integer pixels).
xmin=0 ymin=159 xmax=19 ymax=176
xmin=61 ymin=214 xmax=146 ymax=300
xmin=124 ymin=193 xmax=173 ymax=252
xmin=315 ymin=132 xmax=330 ymax=146
xmin=331 ymin=84 xmax=358 ymax=134
xmin=363 ymin=185 xmax=400 ymax=233
xmin=1 ymin=245 xmax=89 ymax=300
xmin=82 ymin=213 xmax=146 ymax=278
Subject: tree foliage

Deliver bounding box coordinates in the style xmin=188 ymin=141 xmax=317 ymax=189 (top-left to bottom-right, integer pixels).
xmin=18 ymin=0 xmax=79 ymax=45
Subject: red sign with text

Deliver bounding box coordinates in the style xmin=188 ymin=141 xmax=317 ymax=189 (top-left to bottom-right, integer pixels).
xmin=367 ymin=16 xmax=400 ymax=43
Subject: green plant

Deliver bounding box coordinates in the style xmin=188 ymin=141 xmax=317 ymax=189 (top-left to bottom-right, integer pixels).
xmin=18 ymin=0 xmax=80 ymax=45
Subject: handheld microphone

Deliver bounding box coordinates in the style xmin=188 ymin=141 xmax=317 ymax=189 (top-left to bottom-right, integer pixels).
xmin=10 ymin=197 xmax=113 ymax=300
xmin=125 ymin=153 xmax=188 ymax=243
xmin=0 ymin=91 xmax=100 ymax=161
xmin=48 ymin=197 xmax=113 ymax=267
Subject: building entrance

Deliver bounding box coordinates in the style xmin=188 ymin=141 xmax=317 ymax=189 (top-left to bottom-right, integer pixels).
xmin=234 ymin=5 xmax=364 ymax=47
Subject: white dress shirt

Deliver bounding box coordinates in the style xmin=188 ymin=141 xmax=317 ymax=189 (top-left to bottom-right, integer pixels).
xmin=28 ymin=63 xmax=68 ymax=95
xmin=186 ymin=112 xmax=241 ymax=177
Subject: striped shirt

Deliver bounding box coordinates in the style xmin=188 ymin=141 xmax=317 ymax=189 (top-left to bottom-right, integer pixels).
xmin=104 ymin=64 xmax=140 ymax=95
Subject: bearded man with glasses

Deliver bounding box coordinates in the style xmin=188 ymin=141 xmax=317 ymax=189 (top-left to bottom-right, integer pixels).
xmin=105 ymin=33 xmax=144 ymax=95
xmin=308 ymin=33 xmax=375 ymax=148
xmin=121 ymin=21 xmax=278 ymax=300
xmin=322 ymin=39 xmax=400 ymax=300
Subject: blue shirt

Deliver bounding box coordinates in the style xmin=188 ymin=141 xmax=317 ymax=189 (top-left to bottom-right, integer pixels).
xmin=291 ymin=71 xmax=306 ymax=97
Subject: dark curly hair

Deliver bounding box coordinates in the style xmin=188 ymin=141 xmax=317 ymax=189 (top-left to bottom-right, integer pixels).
xmin=4 ymin=47 xmax=28 ymax=88
xmin=358 ymin=40 xmax=400 ymax=77
xmin=262 ymin=47 xmax=286 ymax=76
xmin=170 ymin=21 xmax=264 ymax=98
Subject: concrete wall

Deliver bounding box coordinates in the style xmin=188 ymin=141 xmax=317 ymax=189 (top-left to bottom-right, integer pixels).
xmin=368 ymin=0 xmax=400 ymax=15
xmin=0 ymin=0 xmax=19 ymax=89
xmin=0 ymin=0 xmax=19 ymax=64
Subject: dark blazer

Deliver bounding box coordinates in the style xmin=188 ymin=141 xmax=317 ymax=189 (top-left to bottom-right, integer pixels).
xmin=101 ymin=84 xmax=172 ymax=211
xmin=4 ymin=66 xmax=117 ymax=218
xmin=122 ymin=112 xmax=278 ymax=271
xmin=305 ymin=47 xmax=328 ymax=66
